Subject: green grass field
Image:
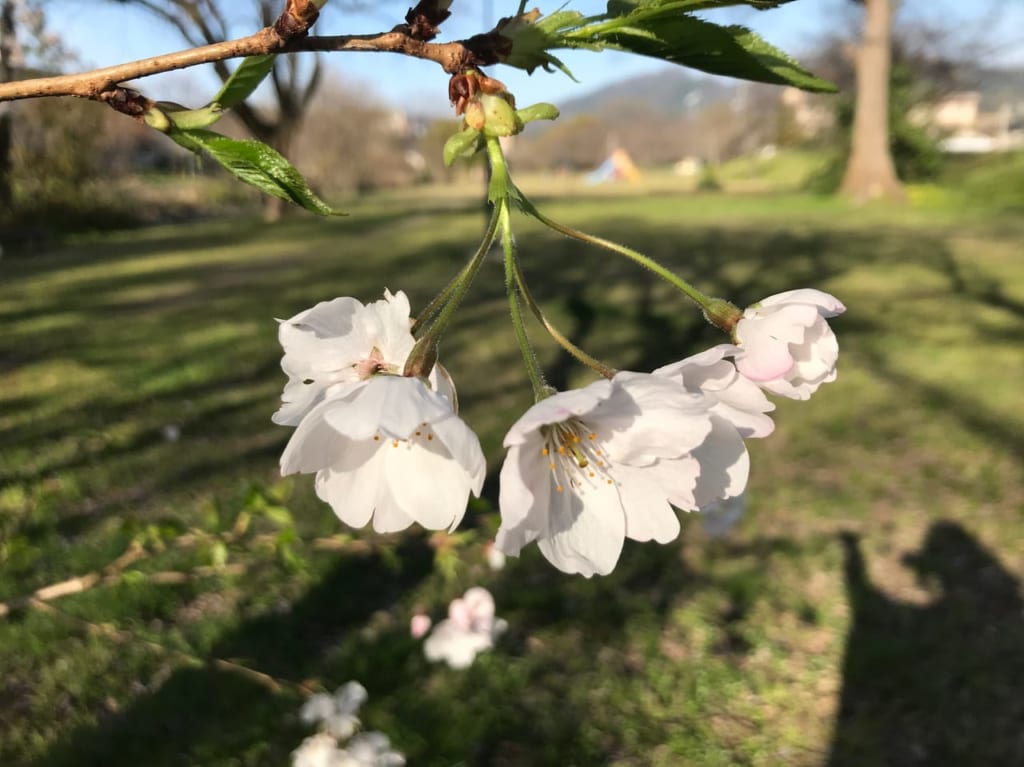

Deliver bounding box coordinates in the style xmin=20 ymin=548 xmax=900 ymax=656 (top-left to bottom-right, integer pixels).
xmin=1 ymin=187 xmax=1023 ymax=766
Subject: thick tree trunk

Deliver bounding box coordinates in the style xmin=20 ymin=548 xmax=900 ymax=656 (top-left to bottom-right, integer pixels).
xmin=0 ymin=0 xmax=15 ymax=212
xmin=839 ymin=0 xmax=905 ymax=203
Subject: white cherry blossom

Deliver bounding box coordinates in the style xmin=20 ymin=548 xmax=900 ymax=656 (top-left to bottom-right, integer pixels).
xmin=654 ymin=344 xmax=775 ymax=438
xmin=732 ymin=289 xmax=846 ymax=400
xmin=274 ymin=290 xmax=457 ymax=425
xmin=274 ymin=291 xmax=484 ymax=533
xmin=496 ymin=372 xmax=749 ymax=576
xmin=423 ymin=587 xmax=507 ymax=669
xmin=280 ymin=375 xmax=485 ymax=533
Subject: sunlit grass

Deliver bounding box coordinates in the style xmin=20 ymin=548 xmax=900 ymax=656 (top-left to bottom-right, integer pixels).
xmin=1 ymin=189 xmax=1022 ymax=766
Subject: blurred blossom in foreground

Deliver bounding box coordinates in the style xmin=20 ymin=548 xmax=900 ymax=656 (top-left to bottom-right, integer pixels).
xmin=409 ymin=612 xmax=432 ymax=639
xmin=423 ymin=587 xmax=507 ymax=669
xmin=293 ymin=681 xmax=404 ymax=766
xmin=484 ymin=540 xmax=506 ymax=571
xmin=299 ymin=681 xmax=367 ymax=740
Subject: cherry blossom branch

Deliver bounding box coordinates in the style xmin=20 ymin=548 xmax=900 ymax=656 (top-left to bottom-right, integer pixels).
xmin=0 ymin=18 xmax=505 ymax=104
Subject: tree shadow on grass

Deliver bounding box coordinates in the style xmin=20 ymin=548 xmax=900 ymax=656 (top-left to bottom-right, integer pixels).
xmin=35 ymin=538 xmax=436 ymax=767
xmin=828 ymin=523 xmax=1024 ymax=767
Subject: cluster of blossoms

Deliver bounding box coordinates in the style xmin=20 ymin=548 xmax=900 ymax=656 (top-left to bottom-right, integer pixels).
xmin=275 ymin=285 xmax=844 ymax=576
xmin=411 ymin=586 xmax=507 ymax=669
xmin=292 ymin=682 xmax=405 ymax=767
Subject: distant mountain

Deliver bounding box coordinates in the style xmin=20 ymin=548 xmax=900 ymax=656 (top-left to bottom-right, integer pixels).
xmin=554 ymin=67 xmax=735 ymax=120
xmin=513 ymin=68 xmax=768 ymax=169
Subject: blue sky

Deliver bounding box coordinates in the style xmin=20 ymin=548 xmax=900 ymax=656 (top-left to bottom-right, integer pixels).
xmin=52 ymin=0 xmax=1023 ymax=113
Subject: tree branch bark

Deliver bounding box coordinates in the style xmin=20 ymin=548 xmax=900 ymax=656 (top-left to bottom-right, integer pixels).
xmin=0 ymin=28 xmax=486 ymax=103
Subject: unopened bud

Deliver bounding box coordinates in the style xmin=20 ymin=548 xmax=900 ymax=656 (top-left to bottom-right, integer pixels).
xmin=479 ymin=92 xmax=523 ymax=137
xmin=702 ymin=298 xmax=743 ymax=332
xmin=403 ymin=337 xmax=438 ymax=379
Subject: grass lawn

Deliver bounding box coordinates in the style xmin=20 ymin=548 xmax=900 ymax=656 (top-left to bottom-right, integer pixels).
xmin=1 ymin=188 xmax=1022 ymax=766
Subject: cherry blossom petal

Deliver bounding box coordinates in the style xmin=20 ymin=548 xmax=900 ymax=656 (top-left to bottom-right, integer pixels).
xmin=383 ymin=436 xmax=474 ymax=531
xmin=536 ymin=476 xmax=626 ymax=577
xmin=690 ymin=417 xmax=750 ymax=509
xmin=324 ymin=376 xmax=453 ymax=440
xmin=496 ymin=442 xmax=552 ymax=553
xmin=759 ymin=288 xmax=846 ymax=316
xmin=314 ymin=441 xmax=384 ymax=529
xmin=280 ymin=397 xmax=354 ymax=475
xmin=615 ymin=463 xmax=681 ymax=543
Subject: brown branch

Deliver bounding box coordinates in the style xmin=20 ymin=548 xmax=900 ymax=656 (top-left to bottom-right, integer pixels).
xmin=0 ymin=541 xmax=146 ymax=617
xmin=0 ymin=530 xmax=378 ymax=618
xmin=0 ymin=28 xmax=500 ymax=104
xmin=27 ymin=597 xmax=317 ymax=696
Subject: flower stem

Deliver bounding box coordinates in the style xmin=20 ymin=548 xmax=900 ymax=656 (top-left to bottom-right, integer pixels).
xmin=499 ymin=199 xmax=548 ymax=399
xmin=515 ymin=193 xmax=727 ymax=316
xmin=413 ymin=203 xmax=500 ymax=339
xmin=512 ymin=257 xmax=616 ymax=379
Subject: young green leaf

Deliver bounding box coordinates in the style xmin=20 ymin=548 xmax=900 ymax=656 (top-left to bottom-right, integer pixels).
xmin=170 ymin=129 xmax=345 ymax=216
xmin=607 ymin=0 xmax=794 ymax=13
xmin=574 ymin=14 xmax=836 ymax=92
xmin=443 ymin=127 xmax=482 ymax=166
xmin=501 ymin=3 xmax=834 ymax=93
xmin=212 ymin=55 xmax=277 ymax=110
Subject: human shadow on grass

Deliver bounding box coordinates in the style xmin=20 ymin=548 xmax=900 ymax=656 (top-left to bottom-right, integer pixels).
xmin=36 ymin=538 xmax=436 ymax=767
xmin=828 ymin=524 xmax=1024 ymax=767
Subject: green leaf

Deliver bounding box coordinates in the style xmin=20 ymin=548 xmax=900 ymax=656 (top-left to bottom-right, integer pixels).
xmin=443 ymin=127 xmax=482 ymax=166
xmin=607 ymin=0 xmax=794 ymax=13
xmin=274 ymin=529 xmax=306 ymax=574
xmin=504 ymin=2 xmax=834 ymax=92
xmin=572 ymin=14 xmax=836 ymax=93
xmin=210 ymin=540 xmax=229 ymax=569
xmin=262 ymin=504 xmax=294 ymax=529
xmin=496 ymin=10 xmax=584 ymax=77
xmin=724 ymin=25 xmax=836 ymax=92
xmin=170 ymin=129 xmax=346 ymax=216
xmin=516 ymin=102 xmax=560 ymax=125
xmin=212 ymin=55 xmax=276 ymax=110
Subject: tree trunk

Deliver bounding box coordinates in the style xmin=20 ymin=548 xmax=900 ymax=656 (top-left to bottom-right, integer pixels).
xmin=839 ymin=0 xmax=905 ymax=203
xmin=0 ymin=0 xmax=15 ymax=212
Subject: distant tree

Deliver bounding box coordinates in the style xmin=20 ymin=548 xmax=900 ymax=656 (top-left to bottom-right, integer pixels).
xmin=1 ymin=0 xmax=80 ymax=216
xmin=839 ymin=0 xmax=904 ymax=202
xmin=0 ymin=0 xmax=15 ymax=210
